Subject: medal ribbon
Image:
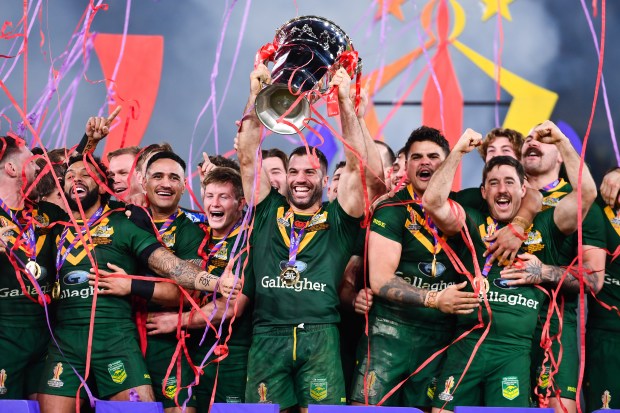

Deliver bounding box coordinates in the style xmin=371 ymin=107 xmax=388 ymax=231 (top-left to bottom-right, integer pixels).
xmin=412 ymin=189 xmax=441 ymax=256
xmin=55 ymin=206 xmax=105 ymax=275
xmin=157 ymin=209 xmax=179 ymax=236
xmin=541 ymin=179 xmax=561 ymax=192
xmin=285 ymin=208 xmax=323 ymax=268
xmin=481 ymin=217 xmax=498 ymax=277
xmin=603 ymin=205 xmax=620 ymax=238
xmin=0 ymin=198 xmax=36 ymax=261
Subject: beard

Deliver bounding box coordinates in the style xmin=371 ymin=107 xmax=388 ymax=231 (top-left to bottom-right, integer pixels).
xmin=65 ymin=187 xmax=100 ymax=212
xmin=287 ymin=185 xmax=323 ymax=210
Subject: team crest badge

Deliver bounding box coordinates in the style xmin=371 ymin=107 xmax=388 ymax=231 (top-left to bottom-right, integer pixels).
xmin=602 ymin=390 xmax=612 ymax=409
xmin=162 ymin=232 xmax=176 ymax=249
xmin=523 ymin=230 xmax=544 ymax=253
xmin=164 ymin=377 xmax=177 ymax=399
xmin=47 ymin=363 xmax=64 ymax=388
xmin=214 ymin=243 xmax=228 ymax=261
xmin=0 ymin=369 xmax=7 ymax=394
xmin=310 ymin=378 xmax=328 ymax=402
xmin=542 ymin=196 xmax=560 ymax=209
xmin=427 ymin=377 xmax=438 ymax=400
xmin=502 ymin=376 xmax=520 ymax=400
xmin=438 ymin=376 xmax=455 ymax=401
xmin=34 ymin=213 xmax=50 ymax=227
xmin=92 ymin=225 xmax=113 ymax=238
xmin=107 ymin=360 xmax=128 ymax=384
xmin=258 ymin=382 xmax=269 ymax=403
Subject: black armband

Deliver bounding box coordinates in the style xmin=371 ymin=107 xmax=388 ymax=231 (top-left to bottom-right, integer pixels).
xmin=131 ymin=279 xmax=155 ymax=301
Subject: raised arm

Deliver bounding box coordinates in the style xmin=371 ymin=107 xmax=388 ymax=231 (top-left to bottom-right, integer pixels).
xmin=236 ymin=64 xmax=272 ymax=205
xmin=422 ymin=129 xmax=482 ymax=236
xmin=529 ymin=121 xmax=597 ymax=235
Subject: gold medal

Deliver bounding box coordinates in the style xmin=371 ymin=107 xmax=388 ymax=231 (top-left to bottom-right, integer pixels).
xmin=51 ymin=281 xmax=61 ymax=300
xmin=431 ymin=256 xmax=437 ymax=277
xmin=25 ymin=260 xmax=41 ymax=280
xmin=279 ymin=266 xmax=300 ymax=287
xmin=473 ymin=277 xmax=490 ymax=297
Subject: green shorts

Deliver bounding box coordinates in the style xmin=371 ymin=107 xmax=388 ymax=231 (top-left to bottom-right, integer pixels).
xmin=245 ymin=324 xmax=346 ymax=409
xmin=531 ymin=320 xmax=578 ymax=401
xmin=349 ymin=316 xmax=452 ymax=407
xmin=584 ymin=328 xmax=620 ymax=411
xmin=39 ymin=323 xmax=151 ymax=398
xmin=146 ymin=333 xmax=197 ymax=408
xmin=193 ymin=343 xmax=249 ymax=409
xmin=0 ymin=324 xmax=50 ymax=398
xmin=431 ymin=340 xmax=531 ymax=410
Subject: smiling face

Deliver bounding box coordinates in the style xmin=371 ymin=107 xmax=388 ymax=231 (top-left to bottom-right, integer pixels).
xmin=406 ymin=141 xmax=446 ymax=195
xmin=108 ymin=153 xmax=141 ymax=199
xmin=391 ymin=152 xmax=409 ymax=189
xmin=203 ymin=181 xmax=244 ymax=236
xmin=481 ymin=164 xmax=526 ymax=222
xmin=144 ymin=158 xmax=185 ymax=216
xmin=521 ymin=135 xmax=562 ymax=177
xmin=64 ymin=160 xmax=105 ymax=213
xmin=286 ymin=154 xmax=328 ymax=211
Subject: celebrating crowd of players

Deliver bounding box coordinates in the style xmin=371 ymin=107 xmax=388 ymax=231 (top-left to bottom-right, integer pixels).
xmin=1 ymin=64 xmax=619 ymax=413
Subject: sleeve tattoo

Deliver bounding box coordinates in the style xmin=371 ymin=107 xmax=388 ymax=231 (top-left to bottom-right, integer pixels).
xmin=378 ymin=275 xmax=428 ymax=307
xmin=147 ymin=247 xmax=216 ymax=290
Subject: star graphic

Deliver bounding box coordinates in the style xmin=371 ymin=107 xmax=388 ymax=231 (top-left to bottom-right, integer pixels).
xmin=375 ymin=0 xmax=406 ymax=21
xmin=480 ymin=0 xmax=514 ymax=22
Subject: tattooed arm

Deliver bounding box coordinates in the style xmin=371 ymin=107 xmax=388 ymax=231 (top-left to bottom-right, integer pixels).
xmin=146 ymin=247 xmax=220 ymax=292
xmin=368 ymin=231 xmax=478 ymax=314
xmin=500 ymin=252 xmax=603 ymax=293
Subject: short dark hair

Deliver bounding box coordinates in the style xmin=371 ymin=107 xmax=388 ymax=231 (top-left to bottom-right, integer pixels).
xmin=207 ymin=155 xmax=240 ymax=172
xmin=66 ymin=155 xmax=112 ymax=204
xmin=374 ymin=140 xmax=396 ymax=166
xmin=478 ymin=128 xmax=524 ymax=161
xmin=482 ymin=155 xmax=525 ymax=186
xmin=333 ymin=160 xmax=346 ymax=173
xmin=403 ymin=126 xmax=450 ymax=158
xmin=107 ymin=146 xmax=140 ymax=162
xmin=136 ymin=143 xmax=173 ymax=172
xmin=146 ymin=151 xmax=186 ymax=174
xmin=262 ymin=148 xmax=289 ymax=170
xmin=0 ymin=135 xmax=26 ymax=165
xmin=203 ymin=167 xmax=244 ymax=200
xmin=36 ymin=163 xmax=66 ymax=198
xmin=289 ymin=146 xmax=328 ymax=175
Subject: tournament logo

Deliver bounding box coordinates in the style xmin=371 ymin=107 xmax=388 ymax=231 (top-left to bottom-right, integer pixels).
xmin=426 ymin=377 xmax=438 ymax=400
xmin=63 ymin=270 xmax=90 ymax=286
xmin=310 ymin=378 xmax=328 ymax=402
xmin=0 ymin=369 xmax=7 ymax=395
xmin=418 ymin=262 xmax=446 ymax=278
xmin=523 ymin=230 xmax=544 ymax=254
xmin=363 ymin=371 xmax=378 ymax=398
xmin=47 ymin=363 xmax=64 ymax=388
xmin=438 ymin=376 xmax=454 ymax=401
xmin=258 ymin=382 xmax=269 ymax=403
xmin=602 ymin=390 xmax=612 ymax=409
xmin=493 ymin=278 xmax=518 ymax=290
xmin=107 ymin=360 xmax=128 ymax=384
xmin=502 ymin=376 xmax=520 ymax=400
xmin=164 ymin=377 xmax=177 ymax=399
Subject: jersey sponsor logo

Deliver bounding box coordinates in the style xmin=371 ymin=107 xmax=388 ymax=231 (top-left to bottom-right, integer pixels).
xmin=400 ymin=273 xmax=455 ymax=291
xmin=108 ymin=360 xmax=127 ymax=384
xmin=418 ymin=262 xmax=446 ymax=277
xmin=261 ymin=276 xmax=327 ymax=293
xmin=372 ymin=218 xmax=386 ymax=228
xmin=0 ymin=369 xmax=7 ymax=394
xmin=47 ymin=362 xmax=64 ymax=388
xmin=523 ymin=229 xmax=544 ymax=253
xmin=57 ymin=286 xmax=95 ymax=300
xmin=258 ymin=382 xmax=269 ymax=403
xmin=502 ymin=376 xmax=520 ymax=400
xmin=604 ymin=274 xmax=620 ymax=287
xmin=493 ymin=278 xmax=518 ymax=290
xmin=438 ymin=376 xmax=454 ymax=401
xmin=602 ymin=390 xmax=612 ymax=409
xmin=482 ymin=291 xmax=539 ymax=309
xmin=0 ymin=284 xmax=50 ymax=298
xmin=164 ymin=377 xmax=177 ymax=399
xmin=63 ymin=270 xmax=89 ymax=285
xmin=310 ymin=378 xmax=328 ymax=402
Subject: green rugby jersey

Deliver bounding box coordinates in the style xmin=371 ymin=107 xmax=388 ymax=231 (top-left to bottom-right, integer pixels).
xmin=587 ymin=197 xmax=620 ymax=332
xmin=243 ymin=189 xmax=362 ymax=329
xmin=538 ymin=179 xmax=606 ymax=326
xmin=55 ymin=205 xmax=161 ymax=326
xmin=370 ymin=184 xmax=459 ymax=330
xmin=0 ymin=201 xmax=67 ymax=327
xmin=451 ymin=207 xmax=564 ymax=350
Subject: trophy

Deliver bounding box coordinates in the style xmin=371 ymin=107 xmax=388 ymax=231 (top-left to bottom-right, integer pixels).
xmin=254 ymin=16 xmax=360 ymax=135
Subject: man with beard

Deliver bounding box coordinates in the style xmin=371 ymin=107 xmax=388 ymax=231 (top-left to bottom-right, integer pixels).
xmin=519 ymin=122 xmax=606 ymax=413
xmin=350 ymin=126 xmax=479 ymax=410
xmin=37 ymin=154 xmax=230 ymax=413
xmin=0 ymin=136 xmax=67 ymax=401
xmin=148 ymin=166 xmax=250 ymax=408
xmin=89 ymin=151 xmax=205 ymax=413
xmin=230 ymin=65 xmax=383 ymax=412
xmin=422 ymin=124 xmax=596 ymax=412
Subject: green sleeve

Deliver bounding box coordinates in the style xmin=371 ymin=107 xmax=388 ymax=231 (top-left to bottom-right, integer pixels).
xmin=327 ymin=198 xmax=363 ymax=256
xmin=582 ymin=202 xmax=607 ymax=248
xmin=370 ymin=203 xmax=405 ymax=243
xmin=452 ymin=187 xmax=485 ymax=210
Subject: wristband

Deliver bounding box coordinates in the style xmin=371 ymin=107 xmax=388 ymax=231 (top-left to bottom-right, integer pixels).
xmin=507 ymin=223 xmax=528 ymax=241
xmin=511 ymin=216 xmax=531 ymax=232
xmin=131 ymin=279 xmax=155 ymax=301
xmin=424 ymin=290 xmax=439 ymax=309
